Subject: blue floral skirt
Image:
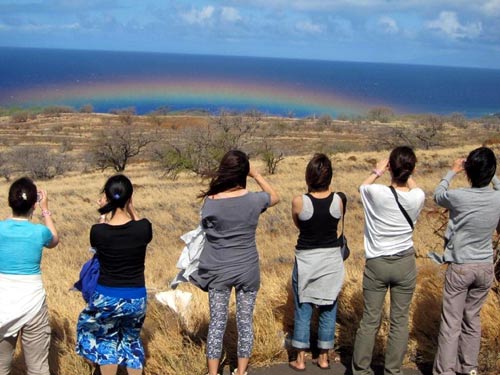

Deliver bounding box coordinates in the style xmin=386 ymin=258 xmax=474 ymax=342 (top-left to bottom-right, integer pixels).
xmin=76 ymin=292 xmax=147 ymax=369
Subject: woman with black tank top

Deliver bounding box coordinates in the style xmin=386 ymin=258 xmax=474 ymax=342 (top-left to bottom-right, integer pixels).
xmin=289 ymin=153 xmax=346 ymax=371
xmin=76 ymin=175 xmax=152 ymax=375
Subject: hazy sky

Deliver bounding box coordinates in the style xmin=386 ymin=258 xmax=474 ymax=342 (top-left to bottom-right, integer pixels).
xmin=1 ymin=0 xmax=499 ymax=69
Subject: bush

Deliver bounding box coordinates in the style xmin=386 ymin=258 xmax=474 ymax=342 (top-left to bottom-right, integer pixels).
xmin=79 ymin=104 xmax=94 ymax=113
xmin=151 ymin=112 xmax=256 ymax=177
xmin=367 ymin=107 xmax=395 ymax=123
xmin=153 ymin=145 xmax=191 ymax=180
xmin=12 ymin=146 xmax=71 ymax=179
xmin=317 ymin=114 xmax=333 ymax=127
xmin=11 ymin=111 xmax=30 ymax=123
xmin=42 ymin=105 xmax=75 ymax=117
xmin=109 ymin=107 xmax=136 ymax=126
xmin=448 ymin=112 xmax=467 ymax=128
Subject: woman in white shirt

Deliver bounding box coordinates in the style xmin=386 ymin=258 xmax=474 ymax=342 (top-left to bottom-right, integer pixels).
xmin=352 ymin=146 xmax=425 ymax=375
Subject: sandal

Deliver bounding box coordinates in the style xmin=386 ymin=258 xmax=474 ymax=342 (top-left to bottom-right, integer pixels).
xmin=231 ymin=369 xmax=248 ymax=375
xmin=288 ymin=362 xmax=306 ymax=372
xmin=316 ymin=361 xmax=331 ymax=370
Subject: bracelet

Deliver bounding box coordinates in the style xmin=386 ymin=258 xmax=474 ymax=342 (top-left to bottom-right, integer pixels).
xmin=372 ymin=169 xmax=383 ymax=177
xmin=41 ymin=209 xmax=52 ymax=217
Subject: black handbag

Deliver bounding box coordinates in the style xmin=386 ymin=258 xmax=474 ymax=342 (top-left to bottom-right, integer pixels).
xmin=337 ymin=192 xmax=350 ymax=261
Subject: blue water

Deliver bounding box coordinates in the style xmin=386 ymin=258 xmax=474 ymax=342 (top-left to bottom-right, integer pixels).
xmin=0 ymin=47 xmax=499 ymax=117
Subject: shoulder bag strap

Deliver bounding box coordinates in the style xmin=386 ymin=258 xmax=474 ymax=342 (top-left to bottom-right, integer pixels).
xmin=388 ymin=186 xmax=414 ymax=231
xmin=336 ymin=191 xmax=347 ymax=235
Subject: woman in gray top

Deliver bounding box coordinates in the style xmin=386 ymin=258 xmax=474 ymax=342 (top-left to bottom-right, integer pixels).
xmin=191 ymin=150 xmax=279 ymax=375
xmin=433 ymin=147 xmax=500 ymax=375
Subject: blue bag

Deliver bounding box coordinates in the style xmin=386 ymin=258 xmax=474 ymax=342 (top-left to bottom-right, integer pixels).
xmin=73 ymin=255 xmax=100 ymax=302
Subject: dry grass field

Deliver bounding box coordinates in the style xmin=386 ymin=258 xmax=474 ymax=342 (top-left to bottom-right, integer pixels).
xmin=1 ymin=113 xmax=499 ymax=375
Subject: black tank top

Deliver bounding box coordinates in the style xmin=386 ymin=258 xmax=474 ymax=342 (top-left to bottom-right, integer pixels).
xmin=296 ymin=192 xmax=341 ymax=250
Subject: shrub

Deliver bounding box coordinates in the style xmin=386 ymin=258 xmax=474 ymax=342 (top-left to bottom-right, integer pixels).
xmin=79 ymin=104 xmax=94 ymax=113
xmin=448 ymin=112 xmax=467 ymax=128
xmin=153 ymin=145 xmax=191 ymax=180
xmin=12 ymin=146 xmax=72 ymax=179
xmin=317 ymin=114 xmax=333 ymax=127
xmin=367 ymin=107 xmax=395 ymax=123
xmin=11 ymin=111 xmax=30 ymax=123
xmin=109 ymin=107 xmax=136 ymax=126
xmin=42 ymin=105 xmax=75 ymax=117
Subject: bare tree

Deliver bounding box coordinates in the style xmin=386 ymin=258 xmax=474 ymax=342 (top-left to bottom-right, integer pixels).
xmin=260 ymin=141 xmax=285 ymax=175
xmin=415 ymin=114 xmax=445 ymax=150
xmin=91 ymin=126 xmax=154 ymax=172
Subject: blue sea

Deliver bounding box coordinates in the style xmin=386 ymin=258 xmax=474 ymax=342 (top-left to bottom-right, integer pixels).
xmin=0 ymin=47 xmax=499 ymax=118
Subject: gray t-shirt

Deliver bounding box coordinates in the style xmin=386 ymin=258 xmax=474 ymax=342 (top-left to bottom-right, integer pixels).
xmin=190 ymin=191 xmax=270 ymax=291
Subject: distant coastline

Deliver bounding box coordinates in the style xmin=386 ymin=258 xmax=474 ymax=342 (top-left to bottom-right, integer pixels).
xmin=1 ymin=47 xmax=499 ymax=118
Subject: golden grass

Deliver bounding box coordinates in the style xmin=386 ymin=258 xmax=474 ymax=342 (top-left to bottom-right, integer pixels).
xmin=1 ymin=115 xmax=499 ymax=375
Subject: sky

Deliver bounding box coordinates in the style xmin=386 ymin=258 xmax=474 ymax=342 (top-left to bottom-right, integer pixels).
xmin=0 ymin=0 xmax=499 ymax=69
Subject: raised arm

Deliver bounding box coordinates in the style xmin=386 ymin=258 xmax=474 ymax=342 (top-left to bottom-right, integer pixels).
xmin=38 ymin=190 xmax=59 ymax=248
xmin=361 ymin=158 xmax=388 ymax=187
xmin=127 ymin=196 xmax=140 ymax=221
xmin=249 ymin=164 xmax=280 ymax=207
xmin=434 ymin=158 xmax=464 ymax=209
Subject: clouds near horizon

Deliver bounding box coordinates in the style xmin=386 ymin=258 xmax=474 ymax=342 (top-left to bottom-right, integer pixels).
xmin=0 ymin=0 xmax=498 ymax=68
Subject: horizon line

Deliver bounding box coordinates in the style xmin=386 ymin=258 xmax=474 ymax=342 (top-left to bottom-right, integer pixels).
xmin=1 ymin=45 xmax=499 ymax=72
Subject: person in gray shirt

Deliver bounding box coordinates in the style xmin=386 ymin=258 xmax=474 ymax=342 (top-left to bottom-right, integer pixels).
xmin=433 ymin=147 xmax=500 ymax=375
xmin=190 ymin=150 xmax=279 ymax=375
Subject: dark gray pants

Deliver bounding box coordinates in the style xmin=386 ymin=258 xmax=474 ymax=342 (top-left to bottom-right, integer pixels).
xmin=352 ymin=254 xmax=416 ymax=375
xmin=432 ymin=263 xmax=494 ymax=375
xmin=0 ymin=303 xmax=51 ymax=375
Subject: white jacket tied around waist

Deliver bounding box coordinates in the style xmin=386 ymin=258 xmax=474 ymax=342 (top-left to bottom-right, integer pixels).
xmin=0 ymin=273 xmax=46 ymax=339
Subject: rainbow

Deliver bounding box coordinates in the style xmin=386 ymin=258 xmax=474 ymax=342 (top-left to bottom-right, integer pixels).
xmin=4 ymin=76 xmax=402 ymax=116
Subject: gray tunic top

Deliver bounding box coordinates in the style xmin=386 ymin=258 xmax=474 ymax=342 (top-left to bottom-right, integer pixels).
xmin=434 ymin=171 xmax=500 ymax=263
xmin=190 ymin=191 xmax=270 ymax=292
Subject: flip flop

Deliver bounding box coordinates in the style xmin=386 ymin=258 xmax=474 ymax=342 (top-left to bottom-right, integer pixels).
xmin=288 ymin=362 xmax=306 ymax=372
xmin=316 ymin=361 xmax=331 ymax=370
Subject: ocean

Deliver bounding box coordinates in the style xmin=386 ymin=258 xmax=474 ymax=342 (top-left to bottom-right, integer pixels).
xmin=1 ymin=47 xmax=499 ymax=118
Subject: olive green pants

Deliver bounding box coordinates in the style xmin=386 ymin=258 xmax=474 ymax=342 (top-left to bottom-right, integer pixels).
xmin=352 ymin=253 xmax=416 ymax=375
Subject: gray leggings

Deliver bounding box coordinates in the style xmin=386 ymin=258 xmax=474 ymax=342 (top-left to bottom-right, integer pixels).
xmin=207 ymin=288 xmax=257 ymax=359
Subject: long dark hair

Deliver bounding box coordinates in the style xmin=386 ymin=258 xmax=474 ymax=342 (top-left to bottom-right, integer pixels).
xmin=389 ymin=146 xmax=417 ymax=184
xmin=305 ymin=153 xmax=332 ymax=192
xmin=199 ymin=150 xmax=249 ymax=198
xmin=9 ymin=177 xmax=37 ymax=216
xmin=98 ymin=174 xmax=133 ymax=216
